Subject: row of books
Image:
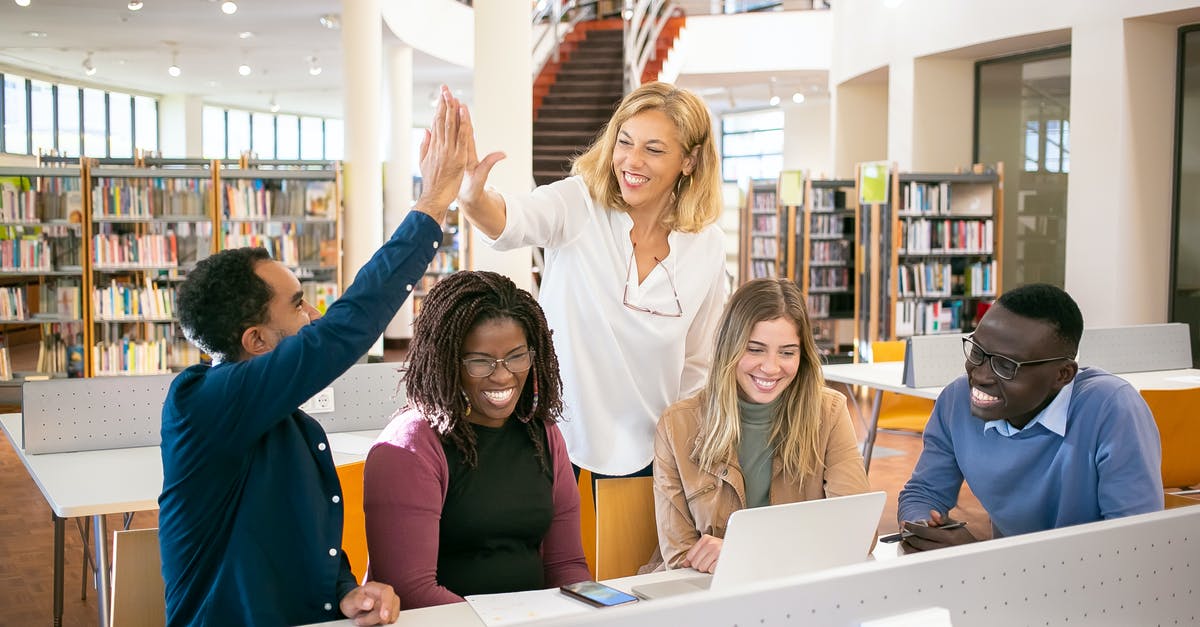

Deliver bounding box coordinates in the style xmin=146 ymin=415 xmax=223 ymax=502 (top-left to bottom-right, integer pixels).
xmin=809 ymin=214 xmax=848 ymax=237
xmin=37 ymin=328 xmax=85 ymax=378
xmin=900 ymin=181 xmax=993 ymax=217
xmin=749 ymin=236 xmax=778 ymax=257
xmin=92 ymin=337 xmax=175 ymax=376
xmin=92 ymin=233 xmax=179 ymax=268
xmin=222 ymin=180 xmax=337 ymax=219
xmin=894 ymin=298 xmax=988 ymax=337
xmin=301 ymin=282 xmax=339 ymax=315
xmin=222 ymin=233 xmax=330 ymax=268
xmin=808 ymin=294 xmax=833 ymax=318
xmin=899 ymin=218 xmax=995 ymax=255
xmin=810 ymin=187 xmax=848 ymax=212
xmin=428 ymin=249 xmax=459 ymax=274
xmin=809 ymin=267 xmax=851 ymax=290
xmin=751 ymin=191 xmax=777 ymax=211
xmin=91 ymin=178 xmax=212 ymax=218
xmin=751 ymin=214 xmax=778 ymax=233
xmin=0 ymin=237 xmax=55 ymax=272
xmin=0 ymin=178 xmax=84 ymax=223
xmin=93 ymin=284 xmax=177 ymax=320
xmin=810 ymin=240 xmax=852 ymax=264
xmin=750 ymin=260 xmax=777 ymax=279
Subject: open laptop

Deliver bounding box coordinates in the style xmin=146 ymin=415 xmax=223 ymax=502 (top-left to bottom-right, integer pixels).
xmin=631 ymin=491 xmax=886 ymax=599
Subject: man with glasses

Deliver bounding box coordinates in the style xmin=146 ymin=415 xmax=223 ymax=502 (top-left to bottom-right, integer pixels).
xmin=898 ymin=283 xmax=1163 ymax=552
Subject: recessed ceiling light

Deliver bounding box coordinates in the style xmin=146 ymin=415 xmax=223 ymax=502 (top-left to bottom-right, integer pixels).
xmin=220 ymin=0 xmax=237 ymax=14
xmin=15 ymin=0 xmax=32 ymax=7
xmin=791 ymin=92 xmax=806 ymax=104
xmin=206 ymin=80 xmax=219 ymax=87
xmin=238 ymin=63 xmax=251 ymax=76
xmin=26 ymin=31 xmax=47 ymax=38
xmin=82 ymin=53 xmax=97 ymax=76
xmin=127 ymin=0 xmax=143 ymax=10
xmin=319 ymin=14 xmax=340 ymax=30
xmin=238 ymin=31 xmax=254 ymax=39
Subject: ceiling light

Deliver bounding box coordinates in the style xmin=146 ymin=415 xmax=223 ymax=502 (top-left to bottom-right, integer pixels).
xmin=768 ymin=78 xmax=780 ymax=107
xmin=319 ymin=13 xmax=340 ymax=30
xmin=26 ymin=31 xmax=47 ymax=38
xmin=127 ymin=0 xmax=143 ymax=10
xmin=168 ymin=52 xmax=181 ymax=77
xmin=792 ymin=92 xmax=805 ymax=104
xmin=238 ymin=31 xmax=254 ymax=39
xmin=82 ymin=52 xmax=96 ymax=76
xmin=14 ymin=0 xmax=32 ymax=7
xmin=220 ymin=0 xmax=237 ymax=14
xmin=307 ymin=56 xmax=322 ymax=76
xmin=238 ymin=63 xmax=251 ymax=76
xmin=269 ymin=96 xmax=280 ymax=113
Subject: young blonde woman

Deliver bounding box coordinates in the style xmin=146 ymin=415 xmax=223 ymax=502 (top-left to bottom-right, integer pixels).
xmin=455 ymin=82 xmax=727 ymax=480
xmin=649 ymin=278 xmax=871 ymax=572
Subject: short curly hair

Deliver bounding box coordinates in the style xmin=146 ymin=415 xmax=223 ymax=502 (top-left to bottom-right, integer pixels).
xmin=996 ymin=283 xmax=1084 ymax=354
xmin=405 ymin=271 xmax=564 ymax=471
xmin=177 ymin=247 xmax=274 ymax=363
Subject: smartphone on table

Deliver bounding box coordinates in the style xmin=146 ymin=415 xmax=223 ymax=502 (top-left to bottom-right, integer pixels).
xmin=560 ymin=581 xmax=639 ymax=607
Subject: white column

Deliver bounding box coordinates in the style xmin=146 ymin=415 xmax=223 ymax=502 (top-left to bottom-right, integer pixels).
xmin=342 ymin=0 xmax=385 ymax=355
xmin=471 ymin=0 xmax=533 ymax=291
xmin=384 ymin=43 xmax=416 ymax=340
xmin=1064 ymin=18 xmax=1176 ymax=326
xmin=158 ymin=94 xmax=203 ymax=158
xmin=886 ymin=58 xmax=915 ymax=172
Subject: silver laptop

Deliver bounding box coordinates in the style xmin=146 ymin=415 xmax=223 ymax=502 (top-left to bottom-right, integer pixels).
xmin=632 ymin=491 xmax=886 ymax=599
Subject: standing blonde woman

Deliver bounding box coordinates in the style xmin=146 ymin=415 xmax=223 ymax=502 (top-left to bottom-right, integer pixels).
xmin=456 ymin=82 xmax=727 ymax=479
xmin=650 ymin=279 xmax=870 ymax=572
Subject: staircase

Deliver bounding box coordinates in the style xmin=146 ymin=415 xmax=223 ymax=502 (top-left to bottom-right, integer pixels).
xmin=532 ymin=21 xmax=626 ymax=187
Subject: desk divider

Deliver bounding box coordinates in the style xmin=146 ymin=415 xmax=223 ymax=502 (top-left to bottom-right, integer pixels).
xmin=1078 ymin=323 xmax=1192 ymax=373
xmin=901 ymin=333 xmax=965 ymax=388
xmin=545 ymin=507 xmax=1200 ymax=626
xmin=21 ymin=362 xmax=407 ymax=455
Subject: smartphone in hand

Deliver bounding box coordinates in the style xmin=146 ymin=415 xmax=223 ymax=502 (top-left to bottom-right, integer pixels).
xmin=560 ymin=581 xmax=639 ymax=608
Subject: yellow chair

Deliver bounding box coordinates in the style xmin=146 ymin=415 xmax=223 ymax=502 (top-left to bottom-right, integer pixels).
xmin=577 ymin=469 xmax=598 ymax=579
xmin=871 ymin=340 xmax=935 ymax=433
xmin=336 ymin=461 xmax=369 ymax=581
xmin=1139 ymin=388 xmax=1200 ymax=491
xmin=109 ymin=528 xmax=165 ymax=627
xmin=594 ymin=476 xmax=657 ymax=580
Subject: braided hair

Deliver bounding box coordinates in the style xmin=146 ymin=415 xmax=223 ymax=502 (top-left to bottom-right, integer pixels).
xmin=405 ymin=271 xmax=564 ymax=472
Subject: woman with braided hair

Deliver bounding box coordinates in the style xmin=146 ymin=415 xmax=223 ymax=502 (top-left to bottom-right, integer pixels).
xmin=363 ymin=271 xmax=590 ymax=609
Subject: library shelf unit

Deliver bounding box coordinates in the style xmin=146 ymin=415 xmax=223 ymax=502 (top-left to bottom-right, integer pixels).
xmin=882 ymin=163 xmax=1004 ymax=340
xmin=739 ymin=178 xmax=781 ymax=283
xmin=795 ymin=178 xmax=858 ymax=363
xmin=411 ymin=205 xmax=465 ymax=319
xmin=0 ymin=158 xmax=345 ymax=380
xmin=0 ymin=164 xmax=86 ymax=384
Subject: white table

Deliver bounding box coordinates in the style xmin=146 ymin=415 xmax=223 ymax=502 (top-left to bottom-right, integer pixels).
xmin=0 ymin=412 xmax=378 ymax=627
xmin=821 ymin=361 xmax=1200 ymax=471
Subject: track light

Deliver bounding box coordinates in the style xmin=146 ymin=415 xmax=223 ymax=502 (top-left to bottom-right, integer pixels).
xmin=791 ymin=92 xmax=805 ymax=104
xmin=220 ymin=0 xmax=237 ymax=14
xmin=82 ymin=52 xmax=96 ymax=76
xmin=168 ymin=51 xmax=181 ymax=77
xmin=319 ymin=13 xmax=340 ymax=30
xmin=238 ymin=63 xmax=251 ymax=76
xmin=768 ymin=78 xmax=780 ymax=107
xmin=307 ymin=55 xmax=322 ymax=76
xmin=15 ymin=0 xmax=32 ymax=7
xmin=269 ymin=96 xmax=280 ymax=113
xmin=127 ymin=0 xmax=143 ymax=10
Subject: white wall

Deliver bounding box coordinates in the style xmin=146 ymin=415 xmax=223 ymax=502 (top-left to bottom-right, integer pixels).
xmin=673 ymin=11 xmax=831 ymax=74
xmin=783 ymin=97 xmax=832 ymax=176
xmin=158 ymin=95 xmax=203 ymax=159
xmin=381 ymin=0 xmax=475 ymax=68
xmin=832 ymin=79 xmax=888 ymax=179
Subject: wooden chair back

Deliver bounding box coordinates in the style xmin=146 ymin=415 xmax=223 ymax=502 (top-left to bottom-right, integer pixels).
xmin=336 ymin=460 xmax=368 ymax=581
xmin=594 ymin=476 xmax=657 ymax=580
xmin=109 ymin=528 xmax=165 ymax=627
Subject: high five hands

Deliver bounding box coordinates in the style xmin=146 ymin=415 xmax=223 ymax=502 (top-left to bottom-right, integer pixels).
xmin=414 ymin=85 xmax=471 ymax=224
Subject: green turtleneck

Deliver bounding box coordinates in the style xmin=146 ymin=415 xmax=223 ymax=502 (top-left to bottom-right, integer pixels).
xmin=736 ymin=398 xmax=777 ymax=509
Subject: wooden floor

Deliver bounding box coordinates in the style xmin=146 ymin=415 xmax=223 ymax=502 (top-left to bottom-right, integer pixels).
xmin=0 ymin=382 xmax=989 ymax=627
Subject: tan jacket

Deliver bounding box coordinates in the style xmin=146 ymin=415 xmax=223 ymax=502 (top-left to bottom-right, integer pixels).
xmin=648 ymin=387 xmax=871 ymax=570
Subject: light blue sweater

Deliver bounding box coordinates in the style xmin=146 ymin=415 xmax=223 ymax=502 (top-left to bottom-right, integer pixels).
xmin=898 ymin=367 xmax=1164 ymax=538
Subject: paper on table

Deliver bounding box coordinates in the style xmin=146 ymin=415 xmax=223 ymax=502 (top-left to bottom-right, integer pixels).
xmin=326 ymin=432 xmax=375 ymax=456
xmin=1165 ymin=375 xmax=1200 ymax=384
xmin=465 ymin=588 xmax=591 ymax=626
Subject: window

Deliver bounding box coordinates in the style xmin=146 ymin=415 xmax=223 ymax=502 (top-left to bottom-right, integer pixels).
xmin=199 ymin=106 xmax=344 ymax=162
xmin=82 ymin=88 xmax=106 ymax=157
xmin=57 ymin=86 xmax=80 ymax=157
xmin=721 ymin=109 xmax=784 ymax=182
xmin=324 ymin=119 xmax=344 ymax=161
xmin=109 ymin=93 xmax=133 ymax=158
xmin=202 ymin=106 xmax=225 ymax=159
xmin=4 ymin=74 xmax=29 ymax=154
xmin=134 ymin=96 xmax=157 ymax=154
xmin=276 ymin=114 xmax=299 ymax=159
xmin=300 ymin=116 xmax=323 ymax=159
xmin=226 ymin=110 xmax=250 ymax=159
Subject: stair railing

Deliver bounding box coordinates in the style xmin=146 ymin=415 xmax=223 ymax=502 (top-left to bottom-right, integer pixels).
xmin=531 ymin=0 xmax=600 ymax=80
xmin=623 ymin=0 xmax=678 ymax=91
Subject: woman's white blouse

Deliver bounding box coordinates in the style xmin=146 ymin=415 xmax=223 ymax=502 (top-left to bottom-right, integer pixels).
xmin=486 ymin=176 xmax=728 ymax=475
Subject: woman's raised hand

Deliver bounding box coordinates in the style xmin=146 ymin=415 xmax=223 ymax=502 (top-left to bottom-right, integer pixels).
xmin=415 ymin=85 xmax=470 ymax=224
xmin=456 ymin=104 xmax=506 ymax=213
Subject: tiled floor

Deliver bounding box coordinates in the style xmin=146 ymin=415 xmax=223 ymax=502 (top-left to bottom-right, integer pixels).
xmin=0 ymin=380 xmax=988 ymax=627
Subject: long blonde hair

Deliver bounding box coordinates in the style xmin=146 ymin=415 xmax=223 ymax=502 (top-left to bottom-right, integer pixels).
xmin=695 ymin=279 xmax=826 ymax=481
xmin=571 ymin=81 xmax=721 ymax=233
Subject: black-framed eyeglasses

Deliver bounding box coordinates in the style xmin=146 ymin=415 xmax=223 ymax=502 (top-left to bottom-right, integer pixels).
xmin=962 ymin=336 xmax=1073 ymax=381
xmin=461 ymin=350 xmax=535 ymax=378
xmin=622 ymin=248 xmax=683 ymax=318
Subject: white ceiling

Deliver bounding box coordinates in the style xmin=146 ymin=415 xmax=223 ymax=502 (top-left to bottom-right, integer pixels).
xmin=0 ymin=1 xmax=820 ymax=121
xmin=0 ymin=0 xmax=472 ymax=119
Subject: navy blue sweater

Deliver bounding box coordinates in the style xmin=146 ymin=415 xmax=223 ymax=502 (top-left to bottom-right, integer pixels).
xmin=158 ymin=211 xmax=442 ymax=626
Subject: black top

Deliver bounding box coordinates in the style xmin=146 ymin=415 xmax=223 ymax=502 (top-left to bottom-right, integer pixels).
xmin=158 ymin=211 xmax=441 ymax=627
xmin=437 ymin=418 xmax=554 ymax=596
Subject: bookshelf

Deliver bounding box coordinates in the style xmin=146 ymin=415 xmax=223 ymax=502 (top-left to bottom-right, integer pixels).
xmin=0 ymin=165 xmax=87 ymax=384
xmin=0 ymin=159 xmax=346 ymax=380
xmin=739 ymin=178 xmax=781 ymax=283
xmin=883 ymin=164 xmax=1004 ymax=340
xmin=411 ymin=206 xmax=465 ymax=319
xmin=797 ymin=178 xmax=858 ymax=363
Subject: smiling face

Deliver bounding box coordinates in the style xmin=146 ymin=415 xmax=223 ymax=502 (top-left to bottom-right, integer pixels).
xmin=735 ymin=317 xmax=802 ymax=404
xmin=611 ymin=108 xmax=696 ymax=217
xmin=459 ymin=317 xmax=531 ymax=428
xmin=965 ymin=304 xmax=1077 ymax=429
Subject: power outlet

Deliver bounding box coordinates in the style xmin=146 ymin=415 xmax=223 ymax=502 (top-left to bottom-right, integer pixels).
xmin=300 ymin=387 xmax=336 ymax=414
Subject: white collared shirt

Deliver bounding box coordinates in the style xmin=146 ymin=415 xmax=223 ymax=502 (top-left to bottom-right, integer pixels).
xmin=984 ymin=380 xmax=1075 ymax=437
xmin=487 ymin=177 xmax=728 ymax=474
